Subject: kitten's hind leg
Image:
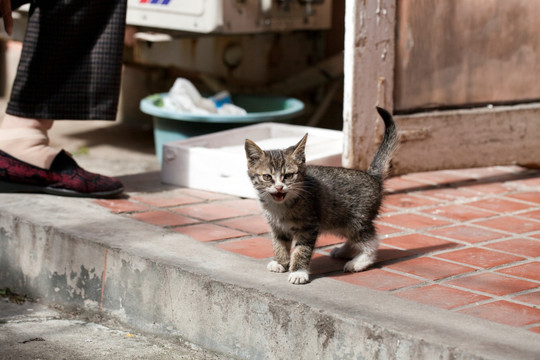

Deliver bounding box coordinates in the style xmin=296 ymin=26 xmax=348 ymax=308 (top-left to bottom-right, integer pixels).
xmin=343 ymin=244 xmax=377 ymax=272
xmin=330 ymin=242 xmax=358 ymax=259
xmin=332 ymin=233 xmax=379 ymax=273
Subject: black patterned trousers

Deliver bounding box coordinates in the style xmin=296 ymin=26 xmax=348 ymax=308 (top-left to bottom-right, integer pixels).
xmin=6 ymin=0 xmax=127 ymax=120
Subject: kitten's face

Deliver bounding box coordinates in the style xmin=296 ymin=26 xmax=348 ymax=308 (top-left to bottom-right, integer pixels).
xmin=245 ymin=134 xmax=308 ymax=203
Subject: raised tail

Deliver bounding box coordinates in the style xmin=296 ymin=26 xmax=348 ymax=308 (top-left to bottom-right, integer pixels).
xmin=367 ymin=107 xmax=399 ymax=178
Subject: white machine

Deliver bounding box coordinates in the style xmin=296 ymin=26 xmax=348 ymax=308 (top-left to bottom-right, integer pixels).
xmin=126 ymin=0 xmax=331 ymax=34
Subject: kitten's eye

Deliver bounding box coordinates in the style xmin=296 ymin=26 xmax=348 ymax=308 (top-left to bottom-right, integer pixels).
xmin=283 ymin=173 xmax=295 ymax=180
xmin=262 ymin=174 xmax=273 ymax=181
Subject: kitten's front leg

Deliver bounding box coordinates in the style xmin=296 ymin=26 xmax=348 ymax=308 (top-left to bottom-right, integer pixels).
xmin=267 ymin=232 xmax=291 ymax=273
xmin=288 ymin=235 xmax=316 ymax=285
xmin=288 ymin=245 xmax=313 ymax=284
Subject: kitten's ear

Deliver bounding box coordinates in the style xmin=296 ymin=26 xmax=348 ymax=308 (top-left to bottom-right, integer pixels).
xmin=245 ymin=139 xmax=265 ymax=163
xmin=291 ymin=133 xmax=308 ymax=161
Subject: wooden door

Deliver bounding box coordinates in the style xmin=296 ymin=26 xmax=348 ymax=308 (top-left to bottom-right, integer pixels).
xmin=343 ymin=0 xmax=540 ymax=174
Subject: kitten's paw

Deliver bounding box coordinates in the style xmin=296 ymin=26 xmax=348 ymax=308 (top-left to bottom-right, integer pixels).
xmin=344 ymin=260 xmax=367 ymax=272
xmin=343 ymin=258 xmax=373 ymax=272
xmin=267 ymin=260 xmax=287 ymax=273
xmin=288 ymin=270 xmax=310 ymax=285
xmin=343 ymin=252 xmax=375 ymax=272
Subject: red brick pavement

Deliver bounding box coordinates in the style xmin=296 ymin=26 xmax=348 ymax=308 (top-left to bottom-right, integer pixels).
xmin=95 ymin=165 xmax=540 ymax=334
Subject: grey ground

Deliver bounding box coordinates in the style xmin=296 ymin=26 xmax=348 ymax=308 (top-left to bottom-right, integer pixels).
xmin=0 ymin=297 xmax=226 ymax=360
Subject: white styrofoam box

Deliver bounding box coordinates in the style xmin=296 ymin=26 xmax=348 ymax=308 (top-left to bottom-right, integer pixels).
xmin=161 ymin=123 xmax=343 ymax=198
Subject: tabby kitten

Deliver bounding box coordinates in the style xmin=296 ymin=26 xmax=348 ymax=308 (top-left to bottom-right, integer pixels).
xmin=245 ymin=107 xmax=398 ymax=284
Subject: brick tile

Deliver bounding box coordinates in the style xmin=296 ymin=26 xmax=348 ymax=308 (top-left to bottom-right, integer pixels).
xmin=394 ymin=285 xmax=489 ymax=309
xmin=497 ymin=262 xmax=540 ymax=282
xmin=375 ymin=223 xmax=403 ymax=237
xmin=418 ymin=187 xmax=478 ymax=201
xmin=382 ymin=234 xmax=460 ymax=254
xmin=512 ymin=291 xmax=540 ymax=307
xmin=435 ymin=248 xmax=524 ymax=268
xmin=447 ymin=167 xmax=511 ymax=179
xmin=331 ymin=269 xmax=421 ymax=291
xmin=218 ymin=215 xmax=270 ymax=234
xmin=221 ymin=199 xmax=262 ymax=213
xmin=94 ymin=199 xmax=149 ymax=213
xmin=462 ymin=183 xmax=511 ymax=194
xmin=382 ymin=194 xmax=439 ymax=209
xmin=173 ymin=203 xmax=252 ymax=221
xmin=384 ymin=177 xmax=426 ymax=193
xmin=506 ymin=192 xmax=540 ymax=204
xmin=459 ymin=301 xmax=540 ymax=327
xmin=378 ymin=213 xmax=452 ymax=230
xmin=474 ymin=216 xmax=540 ymax=234
xmin=402 ymin=170 xmax=473 ymax=185
xmin=317 ymin=234 xmax=345 ymax=247
xmin=500 ymin=165 xmax=535 ymax=174
xmin=506 ymin=176 xmax=540 ymax=188
xmin=520 ymin=209 xmax=540 ymax=221
xmin=310 ymin=253 xmax=348 ymax=275
xmin=129 ymin=210 xmax=199 ymax=227
xmin=466 ymin=198 xmax=532 ymax=213
xmin=446 ymin=273 xmax=538 ymax=296
xmin=386 ymin=257 xmax=475 ymax=281
xmin=486 ymin=239 xmax=540 ymax=258
xmin=428 ymin=225 xmax=506 ymax=244
xmin=422 ymin=204 xmax=495 ymax=222
xmin=173 ymin=223 xmax=248 ymax=242
xmin=376 ymin=245 xmax=416 ymax=263
xmin=529 ymin=326 xmax=540 ymax=334
xmin=216 ymin=237 xmax=274 ymax=259
xmin=176 ymin=188 xmax=236 ymax=200
xmin=130 ymin=194 xmax=201 ymax=208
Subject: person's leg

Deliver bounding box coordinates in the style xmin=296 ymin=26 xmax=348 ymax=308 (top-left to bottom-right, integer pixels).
xmin=7 ymin=0 xmax=127 ymax=120
xmin=0 ymin=0 xmax=126 ymax=197
xmin=0 ymin=115 xmax=58 ymax=169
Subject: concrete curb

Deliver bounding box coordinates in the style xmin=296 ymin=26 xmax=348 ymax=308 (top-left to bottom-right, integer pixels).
xmin=1 ymin=194 xmax=539 ymax=359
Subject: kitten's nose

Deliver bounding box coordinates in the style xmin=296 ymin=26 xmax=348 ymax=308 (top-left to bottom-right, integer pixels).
xmin=275 ymin=185 xmax=284 ymax=192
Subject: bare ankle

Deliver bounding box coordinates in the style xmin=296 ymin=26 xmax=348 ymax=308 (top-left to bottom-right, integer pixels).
xmin=0 ymin=115 xmax=59 ymax=169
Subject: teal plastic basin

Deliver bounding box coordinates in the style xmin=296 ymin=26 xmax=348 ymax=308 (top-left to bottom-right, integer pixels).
xmin=140 ymin=93 xmax=305 ymax=161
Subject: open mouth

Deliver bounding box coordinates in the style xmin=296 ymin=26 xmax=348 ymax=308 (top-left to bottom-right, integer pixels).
xmin=272 ymin=192 xmax=286 ymax=202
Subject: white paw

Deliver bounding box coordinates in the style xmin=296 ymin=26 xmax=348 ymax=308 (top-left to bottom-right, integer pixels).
xmin=267 ymin=260 xmax=286 ymax=273
xmin=288 ymin=270 xmax=310 ymax=285
xmin=344 ymin=256 xmax=373 ymax=272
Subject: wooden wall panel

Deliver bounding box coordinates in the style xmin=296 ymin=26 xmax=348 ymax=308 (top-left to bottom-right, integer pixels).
xmin=392 ymin=104 xmax=540 ymax=174
xmin=395 ymin=0 xmax=540 ymax=112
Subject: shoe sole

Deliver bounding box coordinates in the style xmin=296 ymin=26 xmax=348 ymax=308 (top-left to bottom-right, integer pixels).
xmin=0 ymin=180 xmax=124 ymax=199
